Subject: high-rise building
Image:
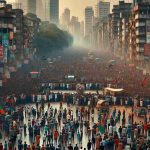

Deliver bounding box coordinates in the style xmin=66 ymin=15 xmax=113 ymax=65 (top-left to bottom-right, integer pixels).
xmin=85 ymin=6 xmax=94 ymax=36
xmin=133 ymin=0 xmax=150 ymax=5
xmin=95 ymin=0 xmax=110 ymax=21
xmin=50 ymin=0 xmax=59 ymax=25
xmin=27 ymin=0 xmax=36 ymax=14
xmin=130 ymin=1 xmax=150 ymax=59
xmin=112 ymin=1 xmax=132 ymax=39
xmin=42 ymin=0 xmax=50 ymax=21
xmin=36 ymin=0 xmax=44 ymax=20
xmin=62 ymin=8 xmax=70 ymax=28
xmin=69 ymin=16 xmax=81 ymax=40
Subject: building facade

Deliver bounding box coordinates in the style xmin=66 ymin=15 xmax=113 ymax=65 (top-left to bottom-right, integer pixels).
xmin=61 ymin=8 xmax=70 ymax=29
xmin=27 ymin=0 xmax=36 ymax=15
xmin=111 ymin=1 xmax=132 ymax=53
xmin=95 ymin=0 xmax=110 ymax=22
xmin=0 ymin=1 xmax=41 ymax=83
xmin=50 ymin=0 xmax=59 ymax=25
xmin=85 ymin=6 xmax=94 ymax=36
xmin=131 ymin=1 xmax=150 ymax=61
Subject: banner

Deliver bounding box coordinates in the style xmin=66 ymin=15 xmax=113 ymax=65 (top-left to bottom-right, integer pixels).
xmin=2 ymin=33 xmax=9 ymax=48
xmin=30 ymin=71 xmax=40 ymax=78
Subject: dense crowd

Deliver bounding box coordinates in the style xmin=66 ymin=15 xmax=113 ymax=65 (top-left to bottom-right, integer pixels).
xmin=40 ymin=83 xmax=103 ymax=91
xmin=0 ymin=49 xmax=149 ymax=149
xmin=0 ymin=50 xmax=150 ymax=97
xmin=0 ymin=97 xmax=149 ymax=150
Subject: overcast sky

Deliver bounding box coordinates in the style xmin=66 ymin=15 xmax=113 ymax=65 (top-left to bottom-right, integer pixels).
xmin=7 ymin=0 xmax=132 ymax=21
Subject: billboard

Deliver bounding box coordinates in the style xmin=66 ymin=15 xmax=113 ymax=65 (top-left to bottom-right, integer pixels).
xmin=146 ymin=20 xmax=150 ymax=44
xmin=2 ymin=34 xmax=9 ymax=63
xmin=2 ymin=33 xmax=9 ymax=47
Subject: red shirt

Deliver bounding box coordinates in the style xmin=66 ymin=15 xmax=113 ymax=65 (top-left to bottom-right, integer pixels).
xmin=54 ymin=131 xmax=59 ymax=140
xmin=114 ymin=138 xmax=119 ymax=145
xmin=144 ymin=124 xmax=148 ymax=131
xmin=0 ymin=144 xmax=3 ymax=150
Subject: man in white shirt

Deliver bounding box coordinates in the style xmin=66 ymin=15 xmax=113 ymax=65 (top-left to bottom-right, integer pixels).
xmin=109 ymin=125 xmax=113 ymax=135
xmin=127 ymin=137 xmax=131 ymax=145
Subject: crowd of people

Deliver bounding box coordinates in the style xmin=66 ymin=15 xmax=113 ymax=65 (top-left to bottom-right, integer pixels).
xmin=0 ymin=97 xmax=149 ymax=150
xmin=40 ymin=83 xmax=103 ymax=91
xmin=0 ymin=49 xmax=149 ymax=149
xmin=0 ymin=50 xmax=150 ymax=97
xmin=0 ymin=90 xmax=150 ymax=109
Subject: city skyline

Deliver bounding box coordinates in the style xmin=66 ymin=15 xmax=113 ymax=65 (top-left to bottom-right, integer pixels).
xmin=7 ymin=0 xmax=132 ymax=21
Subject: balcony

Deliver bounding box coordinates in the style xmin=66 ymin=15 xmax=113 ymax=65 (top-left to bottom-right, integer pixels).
xmin=136 ymin=38 xmax=146 ymax=43
xmin=135 ymin=14 xmax=150 ymax=20
xmin=136 ymin=30 xmax=145 ymax=35
xmin=135 ymin=22 xmax=145 ymax=27
xmin=136 ymin=47 xmax=144 ymax=53
xmin=0 ymin=23 xmax=13 ymax=29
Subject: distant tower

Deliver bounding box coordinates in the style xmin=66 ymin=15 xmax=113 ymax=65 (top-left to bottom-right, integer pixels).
xmin=27 ymin=0 xmax=36 ymax=14
xmin=49 ymin=0 xmax=59 ymax=25
xmin=41 ymin=0 xmax=50 ymax=21
xmin=85 ymin=6 xmax=94 ymax=36
xmin=36 ymin=0 xmax=44 ymax=20
xmin=62 ymin=8 xmax=70 ymax=27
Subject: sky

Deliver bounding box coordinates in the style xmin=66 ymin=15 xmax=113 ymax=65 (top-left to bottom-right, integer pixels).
xmin=7 ymin=0 xmax=132 ymax=21
xmin=60 ymin=0 xmax=119 ymax=21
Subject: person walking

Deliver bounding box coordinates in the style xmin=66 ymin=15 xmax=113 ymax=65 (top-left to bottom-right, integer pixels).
xmin=87 ymin=140 xmax=92 ymax=150
xmin=74 ymin=144 xmax=79 ymax=150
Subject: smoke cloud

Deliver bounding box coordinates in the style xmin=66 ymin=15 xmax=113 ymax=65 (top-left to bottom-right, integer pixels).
xmin=33 ymin=22 xmax=73 ymax=56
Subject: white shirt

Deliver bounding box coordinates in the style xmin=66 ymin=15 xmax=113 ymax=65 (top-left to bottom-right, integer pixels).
xmin=109 ymin=125 xmax=113 ymax=134
xmin=37 ymin=95 xmax=41 ymax=101
xmin=17 ymin=133 xmax=21 ymax=140
xmin=140 ymin=100 xmax=143 ymax=107
xmin=125 ymin=145 xmax=130 ymax=150
xmin=122 ymin=127 xmax=126 ymax=134
xmin=127 ymin=138 xmax=131 ymax=144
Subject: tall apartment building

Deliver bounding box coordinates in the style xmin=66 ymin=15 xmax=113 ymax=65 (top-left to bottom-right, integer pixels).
xmin=111 ymin=1 xmax=132 ymax=53
xmin=69 ymin=16 xmax=81 ymax=41
xmin=50 ymin=0 xmax=59 ymax=25
xmin=61 ymin=8 xmax=70 ymax=29
xmin=85 ymin=7 xmax=94 ymax=36
xmin=112 ymin=1 xmax=132 ymax=39
xmin=95 ymin=0 xmax=110 ymax=21
xmin=131 ymin=1 xmax=150 ymax=60
xmin=36 ymin=0 xmax=44 ymax=20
